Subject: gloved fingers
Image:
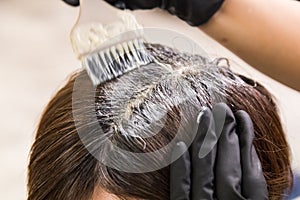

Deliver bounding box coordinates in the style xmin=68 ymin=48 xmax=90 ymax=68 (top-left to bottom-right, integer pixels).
xmin=62 ymin=0 xmax=79 ymax=6
xmin=170 ymin=142 xmax=191 ymax=200
xmin=190 ymin=107 xmax=217 ymax=200
xmin=105 ymin=0 xmax=127 ymax=10
xmin=162 ymin=0 xmax=224 ymax=26
xmin=188 ymin=0 xmax=224 ymax=26
xmin=105 ymin=0 xmax=161 ymax=10
xmin=126 ymin=0 xmax=162 ymax=10
xmin=235 ymin=111 xmax=268 ymax=200
xmin=214 ymin=103 xmax=245 ymax=200
xmin=62 ymin=0 xmax=161 ymax=9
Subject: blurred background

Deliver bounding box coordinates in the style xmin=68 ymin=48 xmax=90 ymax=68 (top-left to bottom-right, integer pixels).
xmin=0 ymin=0 xmax=299 ymax=199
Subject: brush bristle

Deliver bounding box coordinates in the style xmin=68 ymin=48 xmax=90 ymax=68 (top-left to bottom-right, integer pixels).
xmin=83 ymin=39 xmax=153 ymax=86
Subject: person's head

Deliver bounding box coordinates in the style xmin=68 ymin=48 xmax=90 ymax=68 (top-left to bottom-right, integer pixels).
xmin=28 ymin=44 xmax=292 ymax=200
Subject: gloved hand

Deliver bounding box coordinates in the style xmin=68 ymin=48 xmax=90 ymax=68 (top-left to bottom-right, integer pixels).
xmin=170 ymin=103 xmax=268 ymax=200
xmin=62 ymin=0 xmax=224 ymax=26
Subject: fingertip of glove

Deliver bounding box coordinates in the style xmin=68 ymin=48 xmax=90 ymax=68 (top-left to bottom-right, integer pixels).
xmin=175 ymin=141 xmax=188 ymax=153
xmin=212 ymin=103 xmax=235 ymax=125
xmin=171 ymin=141 xmax=188 ymax=159
xmin=196 ymin=106 xmax=209 ymax=124
xmin=235 ymin=110 xmax=254 ymax=132
xmin=235 ymin=110 xmax=250 ymax=119
xmin=212 ymin=103 xmax=232 ymax=114
xmin=63 ymin=0 xmax=80 ymax=7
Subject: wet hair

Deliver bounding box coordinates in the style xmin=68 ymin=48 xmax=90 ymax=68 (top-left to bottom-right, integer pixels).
xmin=27 ymin=44 xmax=292 ymax=200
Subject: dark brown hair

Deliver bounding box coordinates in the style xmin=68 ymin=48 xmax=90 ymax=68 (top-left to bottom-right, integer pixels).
xmin=28 ymin=44 xmax=292 ymax=200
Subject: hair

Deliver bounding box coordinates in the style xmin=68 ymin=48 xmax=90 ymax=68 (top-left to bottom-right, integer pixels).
xmin=28 ymin=43 xmax=292 ymax=200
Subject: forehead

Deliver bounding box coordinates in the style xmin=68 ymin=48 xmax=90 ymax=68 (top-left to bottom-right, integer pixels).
xmin=92 ymin=187 xmax=120 ymax=200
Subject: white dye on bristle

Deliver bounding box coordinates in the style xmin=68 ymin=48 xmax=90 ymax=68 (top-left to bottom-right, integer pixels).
xmin=71 ymin=11 xmax=142 ymax=58
xmin=83 ymin=39 xmax=153 ymax=86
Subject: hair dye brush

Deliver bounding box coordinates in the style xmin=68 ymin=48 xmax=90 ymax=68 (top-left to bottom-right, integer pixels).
xmin=70 ymin=0 xmax=153 ymax=86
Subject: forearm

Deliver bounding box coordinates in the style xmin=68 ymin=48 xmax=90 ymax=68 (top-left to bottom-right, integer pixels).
xmin=200 ymin=0 xmax=300 ymax=91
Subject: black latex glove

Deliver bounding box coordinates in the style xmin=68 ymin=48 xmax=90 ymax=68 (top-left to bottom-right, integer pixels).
xmin=62 ymin=0 xmax=224 ymax=26
xmin=170 ymin=103 xmax=268 ymax=200
xmin=62 ymin=0 xmax=79 ymax=7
